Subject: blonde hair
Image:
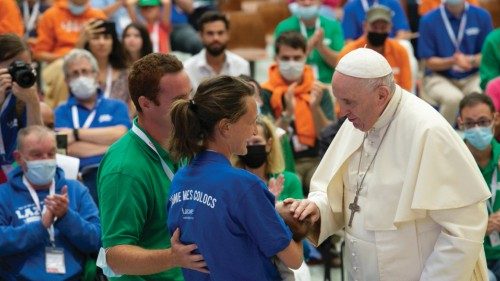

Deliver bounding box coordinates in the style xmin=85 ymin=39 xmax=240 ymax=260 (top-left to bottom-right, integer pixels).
xmin=232 ymin=115 xmax=285 ymax=174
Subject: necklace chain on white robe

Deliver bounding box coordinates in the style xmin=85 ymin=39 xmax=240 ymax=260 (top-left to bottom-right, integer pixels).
xmin=348 ymin=95 xmax=402 ymax=227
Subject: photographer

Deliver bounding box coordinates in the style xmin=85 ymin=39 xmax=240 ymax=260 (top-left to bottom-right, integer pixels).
xmin=0 ymin=33 xmax=42 ymax=183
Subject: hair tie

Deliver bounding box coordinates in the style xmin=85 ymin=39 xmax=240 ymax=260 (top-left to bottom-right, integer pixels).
xmin=188 ymin=99 xmax=197 ymax=111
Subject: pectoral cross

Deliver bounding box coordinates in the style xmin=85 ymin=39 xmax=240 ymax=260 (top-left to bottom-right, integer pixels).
xmin=348 ymin=194 xmax=361 ymax=227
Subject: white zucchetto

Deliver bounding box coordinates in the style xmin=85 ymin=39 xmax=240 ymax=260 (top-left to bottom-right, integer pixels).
xmin=336 ymin=48 xmax=393 ymax=78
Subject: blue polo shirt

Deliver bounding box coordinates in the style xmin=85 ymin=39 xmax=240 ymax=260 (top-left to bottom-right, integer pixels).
xmin=54 ymin=91 xmax=131 ymax=170
xmin=0 ymin=92 xmax=26 ymax=168
xmin=418 ymin=4 xmax=493 ymax=79
xmin=342 ymin=0 xmax=410 ymax=40
xmin=167 ymin=151 xmax=292 ymax=281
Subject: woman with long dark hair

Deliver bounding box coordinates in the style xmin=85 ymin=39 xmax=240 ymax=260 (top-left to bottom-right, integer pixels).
xmin=122 ymin=23 xmax=153 ymax=67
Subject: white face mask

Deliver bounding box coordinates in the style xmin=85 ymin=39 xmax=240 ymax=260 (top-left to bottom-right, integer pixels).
xmin=70 ymin=76 xmax=97 ymax=100
xmin=278 ymin=60 xmax=305 ymax=82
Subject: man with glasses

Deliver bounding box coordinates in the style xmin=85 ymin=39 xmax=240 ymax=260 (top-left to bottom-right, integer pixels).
xmin=54 ymin=49 xmax=130 ymax=205
xmin=458 ymin=93 xmax=500 ymax=281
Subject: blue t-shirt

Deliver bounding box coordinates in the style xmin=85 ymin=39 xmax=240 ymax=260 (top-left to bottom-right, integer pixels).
xmin=418 ymin=4 xmax=493 ymax=79
xmin=167 ymin=151 xmax=292 ymax=281
xmin=171 ymin=4 xmax=188 ymax=25
xmin=342 ymin=0 xmax=410 ymax=40
xmin=54 ymin=91 xmax=131 ymax=170
xmin=0 ymin=92 xmax=26 ymax=167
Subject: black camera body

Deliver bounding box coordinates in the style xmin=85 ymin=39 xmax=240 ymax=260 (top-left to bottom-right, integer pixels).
xmin=8 ymin=60 xmax=36 ymax=88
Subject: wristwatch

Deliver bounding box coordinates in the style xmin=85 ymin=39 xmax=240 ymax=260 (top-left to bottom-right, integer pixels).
xmin=73 ymin=128 xmax=80 ymax=141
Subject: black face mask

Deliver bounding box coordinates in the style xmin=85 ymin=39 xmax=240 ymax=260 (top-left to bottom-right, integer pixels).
xmin=239 ymin=144 xmax=267 ymax=169
xmin=367 ymin=32 xmax=389 ymax=47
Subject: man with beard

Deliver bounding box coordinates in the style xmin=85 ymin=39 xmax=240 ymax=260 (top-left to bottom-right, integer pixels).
xmin=183 ymin=11 xmax=249 ymax=91
xmin=338 ymin=5 xmax=412 ymax=92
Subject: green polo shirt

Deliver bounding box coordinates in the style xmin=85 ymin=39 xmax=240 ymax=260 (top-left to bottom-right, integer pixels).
xmin=272 ymin=171 xmax=304 ymax=201
xmin=479 ymin=139 xmax=500 ymax=261
xmin=274 ymin=15 xmax=344 ymax=84
xmin=97 ymin=118 xmax=183 ymax=280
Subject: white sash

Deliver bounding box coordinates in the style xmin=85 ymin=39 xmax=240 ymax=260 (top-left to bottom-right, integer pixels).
xmin=487 ymin=168 xmax=498 ymax=213
xmin=361 ymin=0 xmax=379 ymax=13
xmin=151 ymin=22 xmax=160 ymax=53
xmin=71 ymin=105 xmax=96 ymax=129
xmin=103 ymin=66 xmax=113 ymax=98
xmin=23 ymin=0 xmax=40 ymax=38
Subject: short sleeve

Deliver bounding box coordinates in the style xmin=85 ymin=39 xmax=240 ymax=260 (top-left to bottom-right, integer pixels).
xmin=54 ymin=105 xmax=73 ymax=129
xmin=110 ymin=101 xmax=131 ymax=128
xmin=98 ymin=172 xmax=149 ymax=247
xmin=232 ymin=181 xmax=292 ymax=258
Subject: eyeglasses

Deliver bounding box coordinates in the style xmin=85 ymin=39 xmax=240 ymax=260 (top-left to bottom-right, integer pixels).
xmin=462 ymin=119 xmax=492 ymax=129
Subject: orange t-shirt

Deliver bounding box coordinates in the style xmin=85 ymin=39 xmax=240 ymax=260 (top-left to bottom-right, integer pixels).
xmin=32 ymin=1 xmax=106 ymax=59
xmin=338 ymin=36 xmax=412 ymax=92
xmin=418 ymin=0 xmax=479 ymax=15
xmin=0 ymin=0 xmax=24 ymax=37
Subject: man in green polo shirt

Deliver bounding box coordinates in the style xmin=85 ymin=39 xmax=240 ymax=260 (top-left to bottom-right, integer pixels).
xmin=274 ymin=0 xmax=344 ymax=84
xmin=96 ymin=53 xmax=207 ymax=280
xmin=458 ymin=93 xmax=500 ymax=280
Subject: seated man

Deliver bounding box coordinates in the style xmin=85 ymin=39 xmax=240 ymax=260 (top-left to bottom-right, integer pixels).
xmin=184 ymin=11 xmax=250 ymax=91
xmin=342 ymin=0 xmax=411 ymax=42
xmin=274 ymin=0 xmax=344 ymax=84
xmin=338 ymin=5 xmax=412 ymax=93
xmin=458 ymin=93 xmax=500 ymax=281
xmin=261 ymin=31 xmax=334 ymax=195
xmin=54 ymin=49 xmax=130 ymax=205
xmin=418 ymin=0 xmax=493 ymax=125
xmin=0 ymin=125 xmax=101 ymax=281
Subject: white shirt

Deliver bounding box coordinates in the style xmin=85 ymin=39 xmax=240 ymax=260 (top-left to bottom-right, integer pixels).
xmin=184 ymin=49 xmax=250 ymax=91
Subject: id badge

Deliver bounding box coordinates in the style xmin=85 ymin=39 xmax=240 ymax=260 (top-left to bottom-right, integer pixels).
xmin=490 ymin=231 xmax=500 ymax=247
xmin=45 ymin=247 xmax=66 ymax=274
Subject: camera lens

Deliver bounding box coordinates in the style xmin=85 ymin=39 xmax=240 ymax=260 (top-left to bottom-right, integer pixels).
xmin=8 ymin=61 xmax=37 ymax=88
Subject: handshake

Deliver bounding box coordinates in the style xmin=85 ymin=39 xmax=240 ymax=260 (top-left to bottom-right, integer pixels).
xmin=276 ymin=201 xmax=313 ymax=242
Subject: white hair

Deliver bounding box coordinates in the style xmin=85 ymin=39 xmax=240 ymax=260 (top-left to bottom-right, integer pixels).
xmin=62 ymin=48 xmax=99 ymax=78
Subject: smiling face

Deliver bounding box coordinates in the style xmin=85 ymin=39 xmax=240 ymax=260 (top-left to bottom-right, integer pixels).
xmin=332 ymin=72 xmax=389 ymax=132
xmin=226 ymin=96 xmax=258 ymax=156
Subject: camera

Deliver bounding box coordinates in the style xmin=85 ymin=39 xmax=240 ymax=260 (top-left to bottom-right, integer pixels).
xmin=8 ymin=60 xmax=36 ymax=88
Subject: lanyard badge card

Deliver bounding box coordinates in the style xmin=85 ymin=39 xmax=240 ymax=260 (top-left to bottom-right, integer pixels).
xmin=45 ymin=247 xmax=66 ymax=274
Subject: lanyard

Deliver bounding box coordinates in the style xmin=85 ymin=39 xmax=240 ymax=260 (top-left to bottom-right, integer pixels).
xmin=439 ymin=3 xmax=469 ymax=52
xmin=488 ymin=168 xmax=498 ymax=213
xmin=0 ymin=94 xmax=13 ymax=156
xmin=23 ymin=176 xmax=56 ymax=246
xmin=151 ymin=22 xmax=160 ymax=53
xmin=72 ymin=105 xmax=96 ymax=129
xmin=22 ymin=0 xmax=40 ymax=38
xmin=131 ymin=122 xmax=174 ymax=181
xmin=299 ymin=18 xmax=321 ymax=60
xmin=361 ymin=0 xmax=378 ymax=13
xmin=103 ymin=66 xmax=113 ymax=98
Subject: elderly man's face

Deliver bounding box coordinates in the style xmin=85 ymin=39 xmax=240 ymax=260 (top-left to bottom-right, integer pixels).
xmin=15 ymin=133 xmax=57 ymax=174
xmin=332 ymin=73 xmax=387 ymax=132
xmin=65 ymin=57 xmax=97 ymax=82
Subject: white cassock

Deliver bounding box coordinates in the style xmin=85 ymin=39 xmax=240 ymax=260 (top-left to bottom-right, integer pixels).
xmin=308 ymin=86 xmax=491 ymax=281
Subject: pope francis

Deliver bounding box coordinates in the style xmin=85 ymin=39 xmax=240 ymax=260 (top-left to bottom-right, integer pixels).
xmin=286 ymin=48 xmax=491 ymax=281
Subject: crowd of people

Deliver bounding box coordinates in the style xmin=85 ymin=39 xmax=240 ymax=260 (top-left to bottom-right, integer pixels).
xmin=0 ymin=0 xmax=500 ymax=280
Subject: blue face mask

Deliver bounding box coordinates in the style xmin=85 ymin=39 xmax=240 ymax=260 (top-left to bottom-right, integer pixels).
xmin=290 ymin=3 xmax=320 ymax=20
xmin=68 ymin=1 xmax=86 ymax=15
xmin=463 ymin=126 xmax=493 ymax=150
xmin=25 ymin=159 xmax=57 ymax=185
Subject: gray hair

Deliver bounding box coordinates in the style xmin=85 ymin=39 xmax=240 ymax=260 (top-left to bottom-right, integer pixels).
xmin=62 ymin=48 xmax=99 ymax=78
xmin=364 ymin=73 xmax=396 ymax=95
xmin=16 ymin=125 xmax=56 ymax=151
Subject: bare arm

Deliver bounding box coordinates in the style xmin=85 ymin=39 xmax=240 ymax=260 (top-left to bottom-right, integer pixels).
xmin=107 ymin=229 xmax=207 ymax=275
xmin=77 ymin=125 xmax=128 ymax=145
xmin=33 ymin=52 xmax=61 ymax=63
xmin=9 ymin=78 xmax=42 ymax=126
xmin=67 ymin=142 xmax=109 ymax=158
xmin=424 ymin=56 xmax=455 ymax=72
xmin=316 ymin=43 xmax=339 ymax=69
xmin=174 ymin=0 xmax=194 ymax=14
xmin=309 ymin=85 xmax=333 ymax=135
xmin=161 ymin=0 xmax=172 ymax=28
xmin=276 ymin=239 xmax=303 ymax=270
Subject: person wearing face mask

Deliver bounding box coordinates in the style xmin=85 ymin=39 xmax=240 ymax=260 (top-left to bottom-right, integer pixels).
xmin=261 ymin=31 xmax=334 ymax=196
xmin=338 ymin=5 xmax=412 ymax=92
xmin=0 ymin=125 xmax=101 ymax=281
xmin=418 ymin=0 xmax=493 ymax=126
xmin=458 ymin=93 xmax=500 ymax=281
xmin=275 ymin=0 xmax=344 ymax=84
xmin=53 ymin=49 xmax=130 ymax=205
xmin=32 ymin=0 xmax=106 ymax=109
